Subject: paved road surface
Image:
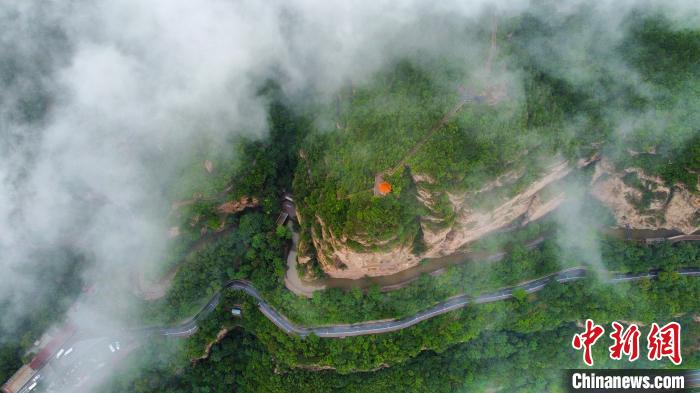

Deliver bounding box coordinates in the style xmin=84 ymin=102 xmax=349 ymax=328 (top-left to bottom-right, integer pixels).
xmin=151 ymin=266 xmax=700 ymax=339
xmin=18 ymin=266 xmax=700 ymax=392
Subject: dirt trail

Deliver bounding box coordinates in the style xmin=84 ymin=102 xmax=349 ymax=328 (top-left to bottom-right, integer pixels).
xmin=383 ymin=99 xmax=470 ymax=177
xmin=337 ymin=18 xmax=501 ymax=201
xmin=193 ymin=328 xmax=229 ymax=362
xmin=134 ymin=221 xmax=246 ymax=301
xmin=136 ymin=268 xmax=177 ymax=300
xmin=383 ymin=15 xmax=500 ymax=177
xmin=485 ymin=14 xmax=498 ymax=73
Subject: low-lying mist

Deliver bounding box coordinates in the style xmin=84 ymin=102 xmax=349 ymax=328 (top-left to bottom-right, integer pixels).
xmin=1 ymin=0 xmax=698 ymax=391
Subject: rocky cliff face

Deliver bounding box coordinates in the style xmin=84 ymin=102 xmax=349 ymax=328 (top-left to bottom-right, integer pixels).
xmin=590 ymin=158 xmax=700 ymax=234
xmin=300 ymin=155 xmax=699 ymax=279
xmin=417 ymin=159 xmax=574 ymax=260
xmin=309 ymin=213 xmax=420 ymax=278
xmin=306 ymin=157 xmax=579 ymax=279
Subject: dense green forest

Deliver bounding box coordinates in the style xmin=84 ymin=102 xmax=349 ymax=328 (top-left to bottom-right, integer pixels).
xmin=613 ymin=15 xmax=700 ymax=190
xmin=142 ymin=198 xmax=700 ymax=328
xmin=116 ymin=319 xmax=700 ymax=393
xmin=105 ymin=268 xmax=700 ymax=392
xmin=5 ymin=7 xmax=700 ymax=393
xmin=109 ymin=10 xmax=700 ymax=393
xmin=138 ymin=9 xmax=695 ymax=323
xmin=133 ymin=193 xmax=700 ymax=368
xmin=289 ymin=9 xmax=700 ymax=276
xmin=152 ymin=94 xmax=310 ymax=278
xmin=127 ymin=121 xmax=700 ymax=390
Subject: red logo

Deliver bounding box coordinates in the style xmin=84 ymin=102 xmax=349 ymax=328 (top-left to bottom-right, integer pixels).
xmin=609 ymin=321 xmax=640 ymax=362
xmin=573 ymin=320 xmax=682 ymax=366
xmin=572 ymin=319 xmax=605 ymax=366
xmin=647 ymin=322 xmax=682 ymax=365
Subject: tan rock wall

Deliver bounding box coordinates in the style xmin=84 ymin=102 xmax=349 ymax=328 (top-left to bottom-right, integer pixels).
xmin=310 ymin=156 xmax=699 ymax=279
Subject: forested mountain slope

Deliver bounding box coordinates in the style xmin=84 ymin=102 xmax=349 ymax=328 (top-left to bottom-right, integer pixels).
xmin=292 ymin=12 xmax=700 ymax=278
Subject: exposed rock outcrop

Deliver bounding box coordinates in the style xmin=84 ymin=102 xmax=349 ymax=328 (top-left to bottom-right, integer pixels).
xmin=420 ymin=160 xmax=572 ymax=260
xmin=313 ymin=158 xmax=578 ymax=279
xmin=310 ymin=215 xmax=421 ymax=278
xmin=204 ymin=160 xmax=214 ymax=173
xmin=217 ymin=196 xmax=259 ymax=214
xmin=590 ymin=158 xmax=700 ymax=234
xmin=307 ymin=155 xmax=698 ymax=279
xmin=193 ymin=328 xmax=229 ymax=362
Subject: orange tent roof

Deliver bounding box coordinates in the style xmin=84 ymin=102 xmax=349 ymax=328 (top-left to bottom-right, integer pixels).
xmin=378 ymin=181 xmax=392 ymax=195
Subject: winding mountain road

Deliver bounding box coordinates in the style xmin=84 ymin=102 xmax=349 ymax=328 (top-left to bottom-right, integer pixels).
xmin=149 ymin=266 xmax=700 ymax=339
xmin=14 ymin=228 xmax=700 ymax=392
xmin=17 ymin=267 xmax=700 ymax=393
